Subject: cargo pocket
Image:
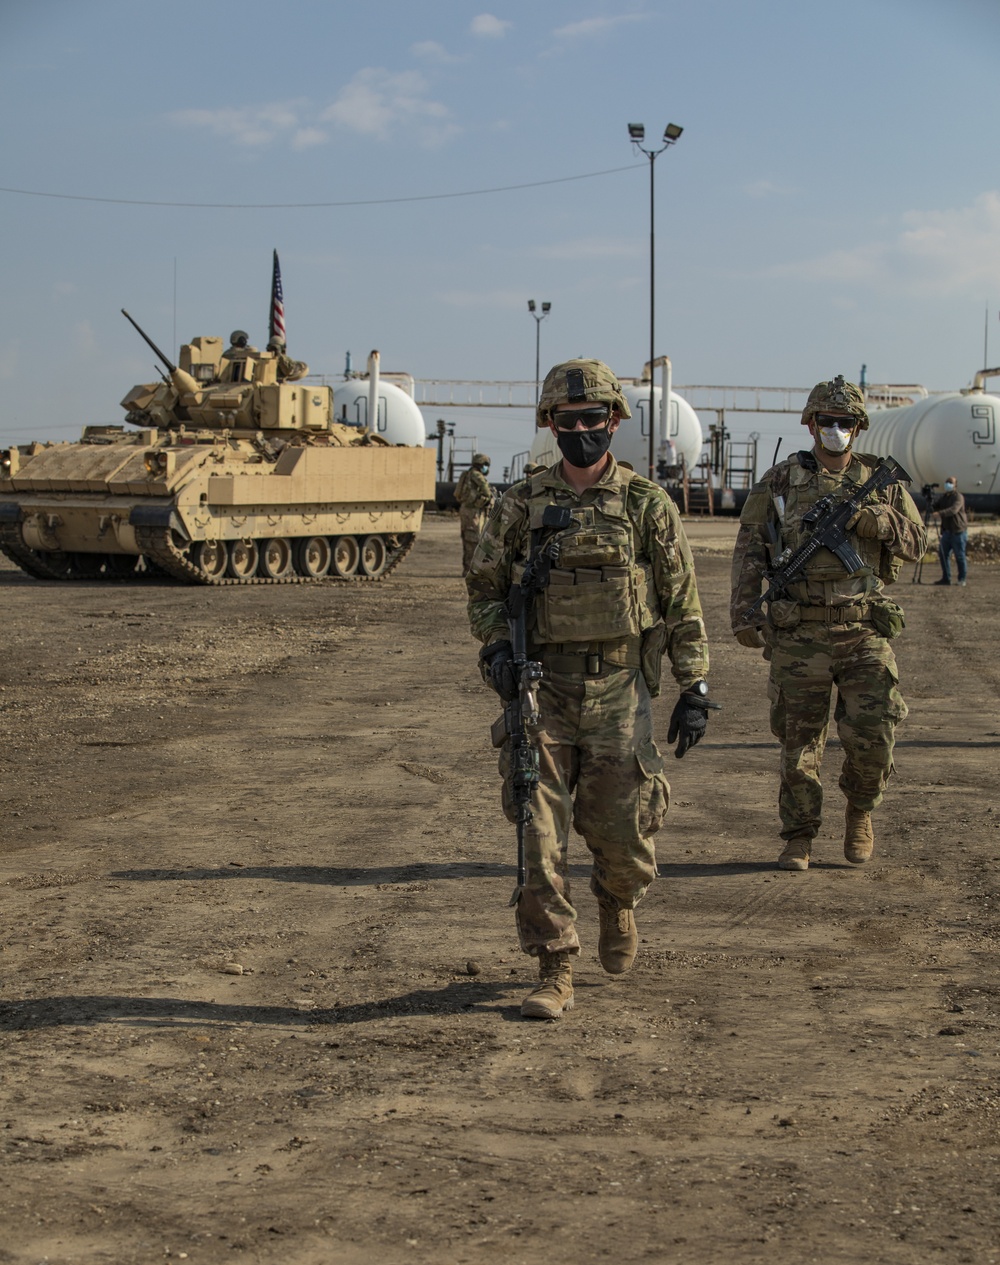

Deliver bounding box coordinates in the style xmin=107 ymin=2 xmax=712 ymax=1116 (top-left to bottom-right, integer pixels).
xmin=883 ymin=662 xmax=908 ymax=724
xmin=636 ymin=738 xmax=670 ymax=837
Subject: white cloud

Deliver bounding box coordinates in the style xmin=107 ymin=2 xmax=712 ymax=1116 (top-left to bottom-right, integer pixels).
xmin=292 ymin=128 xmax=327 ymax=150
xmin=767 ymin=191 xmax=1000 ymax=294
xmin=553 ymin=15 xmax=644 ymax=38
xmin=411 ymin=40 xmax=461 ymax=63
xmin=322 ymin=69 xmax=457 ymax=145
xmin=170 ymin=72 xmax=459 ymax=151
xmin=470 ymin=14 xmax=510 ymax=38
xmin=169 ymin=102 xmax=302 ymax=147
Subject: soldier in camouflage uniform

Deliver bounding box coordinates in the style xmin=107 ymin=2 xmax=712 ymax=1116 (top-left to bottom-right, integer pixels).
xmin=468 ymin=360 xmax=715 ymax=1019
xmin=731 ymin=375 xmax=926 ymax=871
xmin=266 ymin=337 xmax=309 ymax=382
xmin=455 ymin=453 xmax=495 ymax=576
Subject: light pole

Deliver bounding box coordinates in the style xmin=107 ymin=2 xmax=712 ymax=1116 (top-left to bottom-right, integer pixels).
xmin=527 ymin=299 xmax=552 ymax=403
xmin=628 ymin=122 xmax=683 ymax=480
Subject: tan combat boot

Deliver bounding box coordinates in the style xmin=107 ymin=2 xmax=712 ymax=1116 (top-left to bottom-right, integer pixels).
xmin=778 ymin=835 xmax=811 ymax=871
xmin=844 ymin=805 xmax=874 ymax=864
xmin=521 ymin=951 xmax=574 ymax=1020
xmin=598 ymin=904 xmax=638 ymax=974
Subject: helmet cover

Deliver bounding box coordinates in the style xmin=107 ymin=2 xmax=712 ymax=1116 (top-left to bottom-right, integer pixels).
xmin=536 ymin=358 xmax=631 ymax=427
xmin=801 ymin=374 xmax=869 ymax=431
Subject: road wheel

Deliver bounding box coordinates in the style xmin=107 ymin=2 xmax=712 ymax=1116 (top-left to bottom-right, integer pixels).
xmin=360 ymin=534 xmax=387 ymax=578
xmin=259 ymin=537 xmax=294 ymax=579
xmin=192 ymin=540 xmax=228 ymax=580
xmin=294 ymin=536 xmax=332 ymax=578
xmin=227 ymin=538 xmax=259 ymax=579
xmin=332 ymin=535 xmax=360 ymax=579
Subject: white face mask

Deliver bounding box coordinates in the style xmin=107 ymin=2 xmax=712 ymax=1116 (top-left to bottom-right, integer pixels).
xmin=944 ymin=481 xmax=955 ymax=491
xmin=817 ymin=425 xmax=854 ymax=454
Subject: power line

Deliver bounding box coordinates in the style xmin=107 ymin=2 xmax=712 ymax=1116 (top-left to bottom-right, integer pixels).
xmin=0 ymin=164 xmax=643 ymax=210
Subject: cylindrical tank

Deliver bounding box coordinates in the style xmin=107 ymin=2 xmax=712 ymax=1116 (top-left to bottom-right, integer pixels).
xmin=864 ymin=390 xmax=1000 ymax=497
xmin=527 ymin=384 xmax=703 ymax=476
xmin=332 ymin=378 xmax=427 ymax=447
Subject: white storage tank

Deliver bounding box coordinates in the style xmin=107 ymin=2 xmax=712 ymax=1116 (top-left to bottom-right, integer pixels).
xmin=527 ymin=382 xmax=703 ymax=477
xmin=332 ymin=377 xmax=427 ymax=447
xmin=864 ymin=388 xmax=1000 ymax=499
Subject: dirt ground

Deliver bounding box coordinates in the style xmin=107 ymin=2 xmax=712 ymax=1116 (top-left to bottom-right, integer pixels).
xmin=1 ymin=513 xmax=998 ymax=1265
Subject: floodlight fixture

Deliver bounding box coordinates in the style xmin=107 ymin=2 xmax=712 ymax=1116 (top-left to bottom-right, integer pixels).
xmin=527 ymin=300 xmax=553 ymax=404
xmin=626 ymin=120 xmax=685 ymax=478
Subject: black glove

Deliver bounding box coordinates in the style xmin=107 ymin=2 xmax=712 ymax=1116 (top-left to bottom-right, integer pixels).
xmin=479 ymin=640 xmax=518 ymax=702
xmin=667 ymin=683 xmax=720 ymax=759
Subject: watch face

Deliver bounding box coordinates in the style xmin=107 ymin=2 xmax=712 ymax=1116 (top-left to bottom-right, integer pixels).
xmin=691 ymin=680 xmax=708 ymax=696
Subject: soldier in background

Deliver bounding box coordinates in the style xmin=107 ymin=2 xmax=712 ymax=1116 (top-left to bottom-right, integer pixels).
xmin=932 ymin=475 xmax=968 ymax=587
xmin=220 ymin=330 xmax=259 ymax=383
xmin=731 ymin=375 xmax=926 ymax=872
xmin=266 ymin=337 xmax=309 ymax=383
xmin=455 ymin=453 xmax=495 ymax=576
xmin=468 ymin=359 xmax=715 ymax=1019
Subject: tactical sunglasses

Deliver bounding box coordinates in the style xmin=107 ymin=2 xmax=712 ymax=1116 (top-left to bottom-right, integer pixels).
xmin=553 ymin=406 xmax=611 ymax=431
xmin=813 ymin=413 xmax=856 ymax=430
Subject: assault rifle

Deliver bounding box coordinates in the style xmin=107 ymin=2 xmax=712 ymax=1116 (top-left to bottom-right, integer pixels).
xmin=494 ymin=504 xmax=573 ymax=902
xmin=741 ymin=455 xmax=912 ymax=625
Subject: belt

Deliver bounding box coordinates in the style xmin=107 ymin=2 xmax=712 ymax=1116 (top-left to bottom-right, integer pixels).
xmin=796 ymin=604 xmax=868 ymax=624
xmin=535 ymin=636 xmax=642 ymax=675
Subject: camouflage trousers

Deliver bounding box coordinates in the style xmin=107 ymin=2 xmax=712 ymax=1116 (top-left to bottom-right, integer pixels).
xmin=766 ymin=624 xmax=908 ymax=840
xmin=499 ymin=667 xmax=670 ymax=956
xmin=459 ymin=505 xmax=487 ymax=575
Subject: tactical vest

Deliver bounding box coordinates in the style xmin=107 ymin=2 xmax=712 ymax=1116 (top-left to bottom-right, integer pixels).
xmin=779 ymin=455 xmax=893 ymax=601
xmin=515 ymin=473 xmax=662 ymax=645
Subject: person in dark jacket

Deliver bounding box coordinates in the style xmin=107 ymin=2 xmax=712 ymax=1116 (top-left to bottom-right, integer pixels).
xmin=933 ymin=476 xmax=968 ymax=587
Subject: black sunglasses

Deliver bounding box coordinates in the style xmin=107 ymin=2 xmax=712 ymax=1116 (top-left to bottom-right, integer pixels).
xmin=553 ymin=406 xmax=611 ymax=431
xmin=814 ymin=413 xmax=856 ymax=430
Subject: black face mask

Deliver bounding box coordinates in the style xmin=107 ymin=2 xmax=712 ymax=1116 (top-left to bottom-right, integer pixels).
xmin=556 ymin=425 xmax=612 ymax=468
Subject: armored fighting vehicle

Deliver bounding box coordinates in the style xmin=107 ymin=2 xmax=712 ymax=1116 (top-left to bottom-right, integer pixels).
xmin=0 ymin=315 xmax=436 ymax=584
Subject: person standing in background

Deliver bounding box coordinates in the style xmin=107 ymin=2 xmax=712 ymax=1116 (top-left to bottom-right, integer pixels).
xmin=933 ymin=476 xmax=968 ymax=587
xmin=455 ymin=454 xmax=495 ymax=576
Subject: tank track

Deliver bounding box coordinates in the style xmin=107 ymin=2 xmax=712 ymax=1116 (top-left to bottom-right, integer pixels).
xmin=134 ymin=526 xmax=416 ymax=586
xmin=0 ymin=522 xmax=76 ymax=581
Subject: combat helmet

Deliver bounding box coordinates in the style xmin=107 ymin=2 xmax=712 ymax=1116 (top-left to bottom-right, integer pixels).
xmin=537 ymin=358 xmax=631 ymax=427
xmin=229 ymin=329 xmax=249 ymax=349
xmin=801 ymin=374 xmax=869 ymax=431
xmin=472 ymin=452 xmax=490 ymax=468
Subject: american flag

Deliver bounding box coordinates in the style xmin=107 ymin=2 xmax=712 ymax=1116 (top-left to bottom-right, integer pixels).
xmin=269 ymin=250 xmax=286 ymax=343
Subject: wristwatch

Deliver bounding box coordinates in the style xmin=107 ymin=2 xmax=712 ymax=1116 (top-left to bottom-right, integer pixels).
xmin=686 ymin=680 xmax=709 ymax=697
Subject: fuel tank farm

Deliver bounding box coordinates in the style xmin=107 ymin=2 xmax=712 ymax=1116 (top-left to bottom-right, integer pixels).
xmin=864 ymin=373 xmax=1000 ymax=512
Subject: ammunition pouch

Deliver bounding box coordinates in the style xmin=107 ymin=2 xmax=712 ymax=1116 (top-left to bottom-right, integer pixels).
xmin=534 ymin=565 xmax=640 ymax=643
xmin=640 ymin=623 xmax=669 ymax=697
xmin=868 ymin=598 xmax=905 ymax=640
xmin=767 ymin=598 xmax=801 ymax=630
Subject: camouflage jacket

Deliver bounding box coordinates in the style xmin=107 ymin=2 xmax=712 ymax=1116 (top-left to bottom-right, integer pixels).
xmin=455 ymin=467 xmax=493 ymax=511
xmin=730 ymin=449 xmax=927 ymax=630
xmin=467 ymin=457 xmax=709 ymax=690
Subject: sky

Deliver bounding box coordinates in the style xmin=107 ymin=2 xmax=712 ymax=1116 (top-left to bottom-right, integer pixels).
xmin=2 ymin=0 xmax=999 ymax=477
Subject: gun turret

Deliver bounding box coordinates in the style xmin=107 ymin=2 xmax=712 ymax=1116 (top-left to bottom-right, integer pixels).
xmin=122 ymin=309 xmax=201 ymax=400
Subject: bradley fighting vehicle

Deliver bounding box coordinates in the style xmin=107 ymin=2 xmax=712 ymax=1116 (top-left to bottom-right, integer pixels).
xmin=0 ymin=314 xmax=436 ymax=584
